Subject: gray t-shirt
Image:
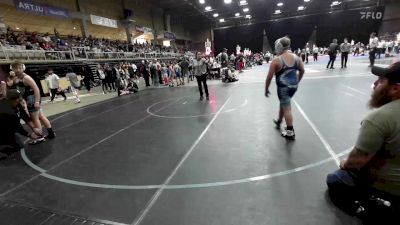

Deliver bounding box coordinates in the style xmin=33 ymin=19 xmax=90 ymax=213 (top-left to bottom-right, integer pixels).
xmin=66 ymin=72 xmax=80 ymax=88
xmin=356 ymin=99 xmax=400 ymax=196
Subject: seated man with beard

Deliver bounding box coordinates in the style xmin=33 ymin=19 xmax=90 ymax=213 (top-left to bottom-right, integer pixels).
xmin=326 ymin=62 xmax=400 ymax=224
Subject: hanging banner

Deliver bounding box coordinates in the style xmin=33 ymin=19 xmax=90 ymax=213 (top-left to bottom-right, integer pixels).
xmin=205 ymin=39 xmax=211 ymax=55
xmin=134 ymin=25 xmax=152 ymax=34
xmin=164 ymin=31 xmax=176 ymax=40
xmin=143 ymin=27 xmax=152 ymax=34
xmin=14 ymin=0 xmax=69 ymax=18
xmin=135 ymin=25 xmax=144 ymax=33
xmin=90 ymin=15 xmax=118 ymax=28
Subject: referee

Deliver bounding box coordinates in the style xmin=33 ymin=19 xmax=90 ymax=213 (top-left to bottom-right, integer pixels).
xmin=340 ymin=38 xmax=351 ymax=68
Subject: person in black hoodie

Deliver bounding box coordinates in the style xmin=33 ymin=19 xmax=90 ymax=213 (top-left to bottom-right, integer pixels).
xmin=104 ymin=64 xmax=116 ymax=92
xmin=139 ymin=60 xmax=150 ymax=87
xmin=327 ymin=39 xmax=339 ymax=69
xmin=81 ymin=65 xmax=93 ymax=93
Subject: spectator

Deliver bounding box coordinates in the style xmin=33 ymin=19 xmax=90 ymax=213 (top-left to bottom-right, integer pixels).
xmin=46 ymin=68 xmax=67 ymax=103
xmin=81 ymin=66 xmax=93 ymax=93
xmin=326 ymin=62 xmax=400 ymax=224
xmin=192 ymin=52 xmax=209 ymax=101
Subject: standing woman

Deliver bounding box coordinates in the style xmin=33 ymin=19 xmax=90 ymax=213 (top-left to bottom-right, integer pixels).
xmin=11 ymin=61 xmax=55 ymax=140
xmin=265 ymin=37 xmax=305 ymax=140
xmin=192 ymin=52 xmax=209 ymax=101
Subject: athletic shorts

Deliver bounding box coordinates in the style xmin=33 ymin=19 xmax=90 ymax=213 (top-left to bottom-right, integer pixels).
xmin=277 ymin=87 xmax=297 ymax=107
xmin=26 ymin=95 xmax=40 ymax=113
xmin=71 ymin=85 xmax=81 ymax=92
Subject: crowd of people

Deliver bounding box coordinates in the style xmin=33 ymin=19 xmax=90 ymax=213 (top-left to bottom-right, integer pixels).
xmin=0 ymin=28 xmax=182 ymax=54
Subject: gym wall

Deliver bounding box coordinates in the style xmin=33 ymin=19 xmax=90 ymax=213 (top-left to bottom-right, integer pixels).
xmin=214 ymin=23 xmax=264 ymax=54
xmin=213 ymin=5 xmax=384 ymax=53
xmin=379 ymin=2 xmax=400 ymax=35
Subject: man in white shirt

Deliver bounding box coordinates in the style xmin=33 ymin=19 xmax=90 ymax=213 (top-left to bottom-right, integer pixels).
xmin=377 ymin=40 xmax=384 ymax=59
xmin=46 ymin=69 xmax=66 ymax=103
xmin=313 ymin=45 xmax=319 ymax=61
xmin=369 ymin=32 xmax=379 ymax=67
xmin=131 ymin=63 xmax=137 ymax=75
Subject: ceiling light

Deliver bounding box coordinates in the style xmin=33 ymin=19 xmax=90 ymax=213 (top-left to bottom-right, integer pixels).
xmin=239 ymin=0 xmax=248 ymax=5
xmin=235 ymin=13 xmax=240 ymax=17
xmin=275 ymin=10 xmax=281 ymax=14
xmin=199 ymin=0 xmax=205 ymax=4
xmin=73 ymin=27 xmax=76 ymax=30
xmin=224 ymin=0 xmax=232 ymax=4
xmin=205 ymin=6 xmax=212 ymax=11
xmin=331 ymin=1 xmax=341 ymax=6
xmin=304 ymin=0 xmax=310 ymax=2
xmin=298 ymin=6 xmax=305 ymax=10
xmin=243 ymin=8 xmax=249 ymax=12
xmin=245 ymin=15 xmax=251 ymax=19
xmin=277 ymin=2 xmax=283 ymax=7
xmin=213 ymin=13 xmax=219 ymax=17
xmin=16 ymin=27 xmax=20 ymax=30
xmin=219 ymin=18 xmax=225 ymax=22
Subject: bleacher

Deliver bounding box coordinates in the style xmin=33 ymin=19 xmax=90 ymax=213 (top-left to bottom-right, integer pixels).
xmin=0 ymin=47 xmax=183 ymax=63
xmin=0 ymin=29 xmax=187 ymax=64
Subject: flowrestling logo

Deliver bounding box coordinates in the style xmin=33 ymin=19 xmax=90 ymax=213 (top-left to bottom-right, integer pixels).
xmin=360 ymin=12 xmax=383 ymax=20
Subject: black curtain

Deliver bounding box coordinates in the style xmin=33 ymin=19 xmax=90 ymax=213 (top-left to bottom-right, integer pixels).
xmin=259 ymin=6 xmax=385 ymax=51
xmin=315 ymin=6 xmax=384 ymax=47
xmin=265 ymin=17 xmax=315 ymax=51
xmin=214 ymin=23 xmax=264 ymax=54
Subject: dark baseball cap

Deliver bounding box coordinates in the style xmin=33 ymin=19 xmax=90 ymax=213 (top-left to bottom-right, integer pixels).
xmin=6 ymin=89 xmax=21 ymax=100
xmin=371 ymin=61 xmax=400 ymax=83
